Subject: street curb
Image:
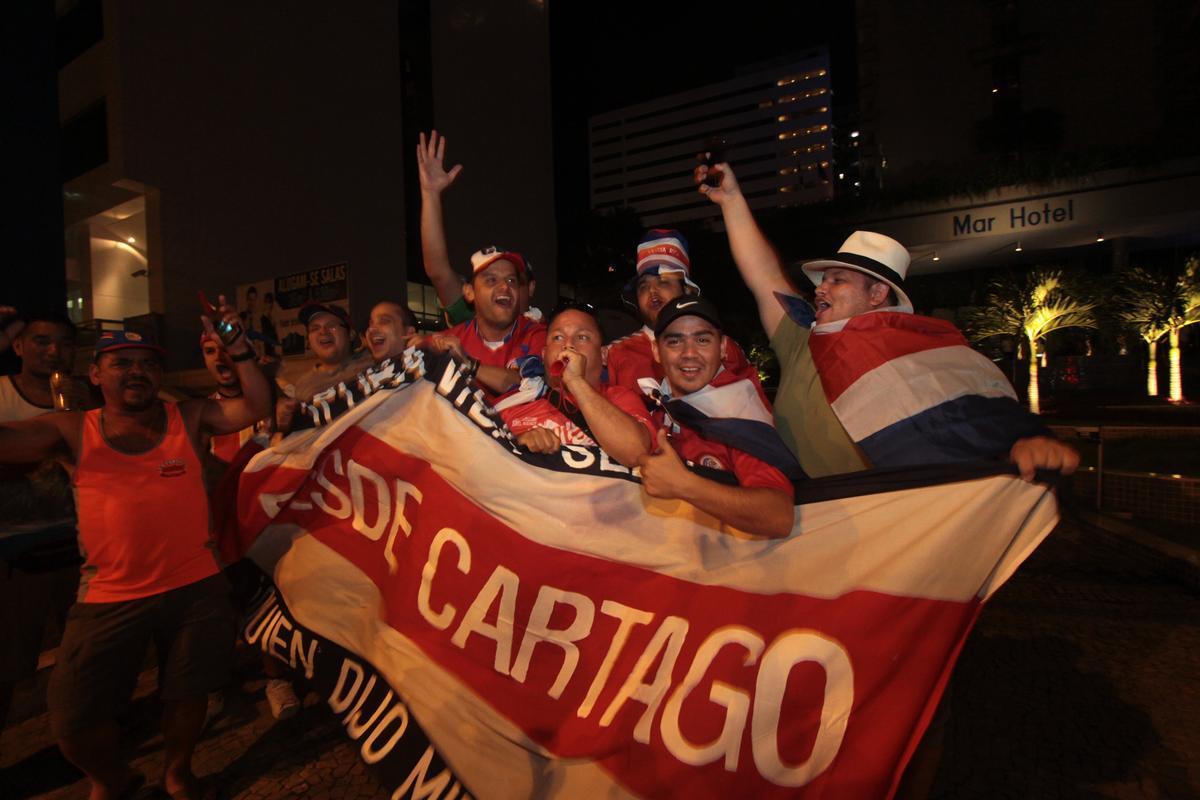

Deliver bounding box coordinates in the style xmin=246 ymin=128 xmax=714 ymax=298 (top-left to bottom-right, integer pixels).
xmin=1067 ymin=504 xmax=1200 ymax=591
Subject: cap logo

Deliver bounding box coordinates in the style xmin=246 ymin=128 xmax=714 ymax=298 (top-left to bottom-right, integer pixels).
xmin=675 ymin=300 xmax=699 ymax=309
xmin=126 ymin=332 xmax=143 ymax=341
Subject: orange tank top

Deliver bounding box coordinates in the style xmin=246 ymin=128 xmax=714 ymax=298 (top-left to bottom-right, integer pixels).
xmin=73 ymin=403 xmax=218 ymax=602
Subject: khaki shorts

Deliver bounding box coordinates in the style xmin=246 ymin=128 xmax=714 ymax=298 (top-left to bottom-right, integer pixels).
xmin=48 ymin=573 xmax=234 ymax=737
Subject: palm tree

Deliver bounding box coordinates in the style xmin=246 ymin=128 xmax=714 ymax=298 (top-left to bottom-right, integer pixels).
xmin=1118 ymin=257 xmax=1200 ymax=402
xmin=965 ymin=269 xmax=1097 ymax=414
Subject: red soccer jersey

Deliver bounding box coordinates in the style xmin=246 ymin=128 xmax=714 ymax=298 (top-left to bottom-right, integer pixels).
xmin=656 ymin=414 xmax=794 ymax=498
xmin=606 ymin=327 xmax=769 ymax=408
xmin=501 ymin=384 xmax=655 ymax=448
xmin=449 ymin=317 xmax=547 ymax=401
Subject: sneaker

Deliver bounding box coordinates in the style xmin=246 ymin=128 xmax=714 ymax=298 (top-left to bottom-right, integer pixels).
xmin=265 ymin=679 xmax=300 ymax=720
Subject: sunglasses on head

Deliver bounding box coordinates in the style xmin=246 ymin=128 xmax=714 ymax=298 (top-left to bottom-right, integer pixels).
xmin=548 ymin=300 xmax=599 ymax=323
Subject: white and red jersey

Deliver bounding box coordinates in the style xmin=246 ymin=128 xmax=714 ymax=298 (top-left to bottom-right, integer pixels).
xmin=500 ymin=384 xmax=655 ymax=448
xmin=655 ymin=413 xmax=794 ymax=498
xmin=448 ymin=317 xmax=547 ymax=402
xmin=605 ymin=327 xmax=769 ymax=408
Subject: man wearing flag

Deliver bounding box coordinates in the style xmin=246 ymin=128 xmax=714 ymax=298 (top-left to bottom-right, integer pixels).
xmin=637 ymin=296 xmax=796 ymax=539
xmin=694 ymin=159 xmax=1079 ymax=480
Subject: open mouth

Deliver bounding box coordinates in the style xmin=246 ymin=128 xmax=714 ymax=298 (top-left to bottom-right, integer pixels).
xmin=215 ymin=365 xmax=233 ymax=379
xmin=369 ymin=334 xmax=388 ymax=347
xmin=493 ymin=295 xmax=514 ymax=309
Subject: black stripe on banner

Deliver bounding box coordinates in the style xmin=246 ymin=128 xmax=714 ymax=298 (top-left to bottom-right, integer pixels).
xmin=243 ymin=588 xmax=474 ymax=799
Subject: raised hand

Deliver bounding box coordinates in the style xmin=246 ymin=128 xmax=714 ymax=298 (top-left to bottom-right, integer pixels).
xmin=694 ymin=157 xmax=741 ymax=206
xmin=417 ymin=130 xmax=464 ymax=194
xmin=200 ymin=294 xmax=250 ymax=355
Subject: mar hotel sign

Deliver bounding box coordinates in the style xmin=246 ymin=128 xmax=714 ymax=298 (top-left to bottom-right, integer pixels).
xmin=860 ymin=170 xmax=1200 ymax=255
xmin=952 ymin=197 xmax=1076 ymax=237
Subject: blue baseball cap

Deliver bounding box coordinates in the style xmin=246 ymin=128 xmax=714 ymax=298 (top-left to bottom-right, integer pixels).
xmin=94 ymin=330 xmax=168 ymax=361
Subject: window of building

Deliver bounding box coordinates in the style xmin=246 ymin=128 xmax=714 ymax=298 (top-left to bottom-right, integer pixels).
xmin=407 ymin=282 xmax=445 ymax=328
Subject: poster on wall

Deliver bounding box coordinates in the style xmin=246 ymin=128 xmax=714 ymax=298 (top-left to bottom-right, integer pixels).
xmin=236 ymin=263 xmax=350 ymax=357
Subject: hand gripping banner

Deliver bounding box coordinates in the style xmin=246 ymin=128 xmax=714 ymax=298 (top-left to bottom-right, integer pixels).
xmin=237 ymin=353 xmax=1059 ymax=799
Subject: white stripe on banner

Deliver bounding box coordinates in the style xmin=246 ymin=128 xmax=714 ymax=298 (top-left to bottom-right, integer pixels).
xmin=346 ymin=385 xmax=1054 ymax=602
xmin=674 ymin=379 xmax=773 ymax=426
xmin=830 ymin=345 xmax=1018 ymax=441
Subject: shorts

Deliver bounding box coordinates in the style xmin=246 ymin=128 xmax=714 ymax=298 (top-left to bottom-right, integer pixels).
xmin=0 ymin=558 xmax=78 ymax=683
xmin=48 ymin=572 xmax=235 ymax=737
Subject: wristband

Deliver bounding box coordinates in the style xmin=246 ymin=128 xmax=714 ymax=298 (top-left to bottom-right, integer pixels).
xmin=230 ymin=348 xmax=256 ymax=362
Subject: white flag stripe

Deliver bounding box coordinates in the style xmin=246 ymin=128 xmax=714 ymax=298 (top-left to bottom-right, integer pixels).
xmin=830 ymin=345 xmax=1017 ymax=441
xmin=676 ymin=379 xmax=774 ymax=425
xmin=350 ymin=385 xmax=1056 ymax=602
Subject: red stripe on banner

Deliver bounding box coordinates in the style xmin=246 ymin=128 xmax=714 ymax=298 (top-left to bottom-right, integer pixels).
xmin=810 ymin=313 xmax=969 ymax=403
xmin=260 ymin=425 xmax=979 ymax=798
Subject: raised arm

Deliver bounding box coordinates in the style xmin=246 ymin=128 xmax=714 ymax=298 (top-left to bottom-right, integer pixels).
xmin=695 ymin=161 xmax=795 ymax=338
xmin=417 ymin=130 xmax=467 ymax=308
xmin=560 ymin=350 xmax=652 ymax=465
xmin=196 ymin=298 xmax=272 ymax=435
xmin=637 ymin=430 xmax=794 ymax=539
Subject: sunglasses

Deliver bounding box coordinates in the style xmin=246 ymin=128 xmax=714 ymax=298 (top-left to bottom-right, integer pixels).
xmin=548 ymin=300 xmax=599 ymax=323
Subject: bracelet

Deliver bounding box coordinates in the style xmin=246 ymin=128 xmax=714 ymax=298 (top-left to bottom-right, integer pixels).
xmin=230 ymin=349 xmax=256 ymax=362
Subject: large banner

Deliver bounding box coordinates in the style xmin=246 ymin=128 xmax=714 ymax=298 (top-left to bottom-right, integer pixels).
xmin=238 ymin=355 xmax=1059 ymax=799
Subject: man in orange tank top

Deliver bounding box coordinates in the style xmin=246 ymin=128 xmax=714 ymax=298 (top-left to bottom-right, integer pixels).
xmin=0 ymin=298 xmax=271 ymax=800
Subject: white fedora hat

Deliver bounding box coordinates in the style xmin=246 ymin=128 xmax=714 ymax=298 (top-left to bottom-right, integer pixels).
xmin=801 ymin=231 xmax=913 ymax=312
